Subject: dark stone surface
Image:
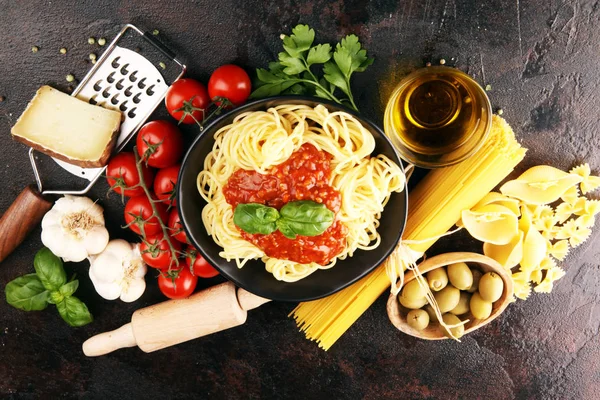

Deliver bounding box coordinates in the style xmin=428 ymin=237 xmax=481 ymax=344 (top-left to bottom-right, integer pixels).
xmin=1 ymin=0 xmax=599 ymax=399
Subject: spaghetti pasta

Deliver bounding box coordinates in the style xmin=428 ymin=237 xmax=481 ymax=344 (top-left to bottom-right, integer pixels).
xmin=196 ymin=104 xmax=405 ymax=282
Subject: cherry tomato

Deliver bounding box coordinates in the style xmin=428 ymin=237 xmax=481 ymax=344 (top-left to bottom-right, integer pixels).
xmin=154 ymin=164 xmax=180 ymax=206
xmin=208 ymin=65 xmax=251 ymax=106
xmin=158 ymin=264 xmax=198 ymax=299
xmin=106 ymin=152 xmax=155 ymax=198
xmin=167 ymin=208 xmax=188 ymax=244
xmin=165 ymin=79 xmax=210 ymax=124
xmin=124 ymin=195 xmax=168 ymax=236
xmin=140 ymin=234 xmax=182 ymax=269
xmin=186 ymin=246 xmax=219 ymax=278
xmin=136 ymin=120 xmax=183 ymax=168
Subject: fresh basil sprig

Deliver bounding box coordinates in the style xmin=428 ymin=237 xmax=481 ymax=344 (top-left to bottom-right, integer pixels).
xmin=250 ymin=24 xmax=373 ymax=111
xmin=4 ymin=247 xmax=93 ymax=327
xmin=233 ymin=200 xmax=334 ymax=239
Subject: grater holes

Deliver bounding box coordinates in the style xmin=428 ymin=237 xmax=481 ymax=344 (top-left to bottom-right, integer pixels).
xmin=119 ymin=101 xmax=128 ymax=111
xmin=129 ymin=71 xmax=138 ymax=82
xmin=116 ymin=78 xmax=125 ymax=90
xmin=127 ymin=107 xmax=137 ymax=118
xmin=120 ymin=63 xmax=130 ymax=75
xmin=102 ymin=87 xmax=111 ymax=98
xmin=110 ymin=93 xmax=120 ymax=105
xmin=111 ymin=56 xmax=121 ymax=69
xmin=124 ymin=86 xmax=133 ymax=97
xmin=146 ymin=85 xmax=155 ymax=96
xmin=93 ymin=80 xmax=103 ymax=92
xmin=132 ymin=93 xmax=141 ymax=104
xmin=88 ymin=96 xmax=98 ymax=105
xmin=107 ymin=72 xmax=116 ymax=84
xmin=137 ymin=77 xmax=147 ymax=89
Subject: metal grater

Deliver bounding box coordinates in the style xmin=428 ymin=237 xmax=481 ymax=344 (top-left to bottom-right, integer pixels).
xmin=29 ymin=24 xmax=186 ymax=195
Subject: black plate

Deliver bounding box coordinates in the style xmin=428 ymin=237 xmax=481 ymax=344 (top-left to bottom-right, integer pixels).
xmin=177 ymin=97 xmax=408 ymax=302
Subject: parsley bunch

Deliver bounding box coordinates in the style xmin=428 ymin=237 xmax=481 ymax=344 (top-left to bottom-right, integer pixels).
xmin=250 ymin=24 xmax=373 ymax=111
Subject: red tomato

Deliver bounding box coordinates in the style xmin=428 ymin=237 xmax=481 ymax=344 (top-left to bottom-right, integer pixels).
xmin=154 ymin=164 xmax=180 ymax=206
xmin=158 ymin=265 xmax=198 ymax=299
xmin=186 ymin=246 xmax=219 ymax=278
xmin=167 ymin=208 xmax=188 ymax=244
xmin=124 ymin=195 xmax=168 ymax=236
xmin=165 ymin=79 xmax=211 ymax=124
xmin=106 ymin=152 xmax=154 ymax=198
xmin=136 ymin=120 xmax=183 ymax=168
xmin=208 ymin=65 xmax=251 ymax=106
xmin=140 ymin=234 xmax=182 ymax=269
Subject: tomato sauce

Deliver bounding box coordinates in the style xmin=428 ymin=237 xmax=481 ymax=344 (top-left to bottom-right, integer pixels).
xmin=223 ymin=144 xmax=347 ymax=265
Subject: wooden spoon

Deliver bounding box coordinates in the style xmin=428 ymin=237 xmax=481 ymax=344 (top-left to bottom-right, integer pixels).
xmin=387 ymin=252 xmax=513 ymax=340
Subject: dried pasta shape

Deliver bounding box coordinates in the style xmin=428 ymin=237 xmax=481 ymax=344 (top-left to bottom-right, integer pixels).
xmin=577 ymin=199 xmax=600 ymax=217
xmin=521 ymin=227 xmax=547 ymax=271
xmin=555 ymin=200 xmax=584 ymax=224
xmin=483 ymin=231 xmax=524 ymax=270
xmin=561 ymin=185 xmax=580 ymax=205
xmin=461 ymin=204 xmax=519 ymax=245
xmin=547 ymin=239 xmax=569 ymax=261
xmin=570 ymin=163 xmax=590 ymax=178
xmin=533 ymin=215 xmax=557 ymax=233
xmin=576 ymin=214 xmax=595 ymax=228
xmin=512 ymin=272 xmax=532 ymax=300
xmin=500 ymin=165 xmax=583 ymax=205
xmin=530 ymin=269 xmax=543 ymax=284
xmin=581 ymin=176 xmax=600 ymax=194
xmin=556 ymin=219 xmax=591 ymax=247
xmin=534 ymin=266 xmax=566 ymax=293
xmin=519 ymin=205 xmax=533 ymax=233
xmin=474 ymin=192 xmax=521 ymax=216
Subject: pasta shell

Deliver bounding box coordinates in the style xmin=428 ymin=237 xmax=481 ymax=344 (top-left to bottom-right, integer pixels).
xmin=483 ymin=231 xmax=524 ymax=270
xmin=521 ymin=227 xmax=547 ymax=271
xmin=461 ymin=204 xmax=519 ymax=245
xmin=474 ymin=192 xmax=521 ymax=216
xmin=500 ymin=165 xmax=583 ymax=205
xmin=518 ymin=205 xmax=533 ymax=234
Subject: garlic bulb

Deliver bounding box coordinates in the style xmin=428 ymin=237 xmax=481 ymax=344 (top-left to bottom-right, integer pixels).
xmin=88 ymin=239 xmax=147 ymax=302
xmin=41 ymin=195 xmax=109 ymax=262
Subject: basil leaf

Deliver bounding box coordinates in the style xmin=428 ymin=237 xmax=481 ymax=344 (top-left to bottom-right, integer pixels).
xmin=56 ymin=296 xmax=93 ymax=327
xmin=34 ymin=247 xmax=66 ymax=291
xmin=277 ymin=201 xmax=334 ymax=239
xmin=48 ymin=290 xmax=64 ymax=305
xmin=5 ymin=274 xmax=50 ymax=311
xmin=233 ymin=203 xmax=280 ymax=235
xmin=59 ymin=280 xmax=79 ymax=298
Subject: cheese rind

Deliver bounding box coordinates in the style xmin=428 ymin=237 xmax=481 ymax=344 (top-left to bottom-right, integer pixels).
xmin=11 ymin=86 xmax=122 ymax=168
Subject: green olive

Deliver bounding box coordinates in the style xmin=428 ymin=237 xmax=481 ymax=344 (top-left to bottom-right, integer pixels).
xmin=424 ymin=304 xmax=439 ymax=323
xmin=399 ymin=294 xmax=428 ymax=309
xmin=433 ymin=285 xmax=460 ymax=313
xmin=426 ymin=268 xmax=448 ymax=292
xmin=470 ymin=292 xmax=493 ymax=319
xmin=406 ymin=309 xmax=430 ymax=331
xmin=450 ymin=291 xmax=471 ymax=315
xmin=401 ymin=279 xmax=428 ymax=301
xmin=441 ymin=313 xmax=465 ymax=339
xmin=478 ymin=272 xmax=504 ymax=302
xmin=447 ymin=262 xmax=474 ymax=290
xmin=467 ymin=269 xmax=483 ymax=293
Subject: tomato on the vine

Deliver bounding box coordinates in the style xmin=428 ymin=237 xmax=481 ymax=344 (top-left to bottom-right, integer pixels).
xmin=158 ymin=264 xmax=198 ymax=299
xmin=165 ymin=79 xmax=211 ymax=124
xmin=106 ymin=152 xmax=154 ymax=198
xmin=167 ymin=208 xmax=188 ymax=244
xmin=136 ymin=120 xmax=184 ymax=168
xmin=208 ymin=65 xmax=251 ymax=107
xmin=186 ymin=246 xmax=219 ymax=278
xmin=154 ymin=164 xmax=180 ymax=206
xmin=140 ymin=234 xmax=182 ymax=269
xmin=124 ymin=195 xmax=168 ymax=236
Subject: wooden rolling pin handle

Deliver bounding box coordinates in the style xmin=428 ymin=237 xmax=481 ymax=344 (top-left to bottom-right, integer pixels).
xmin=237 ymin=288 xmax=270 ymax=311
xmin=82 ymin=323 xmax=137 ymax=357
xmin=0 ymin=185 xmax=53 ymax=264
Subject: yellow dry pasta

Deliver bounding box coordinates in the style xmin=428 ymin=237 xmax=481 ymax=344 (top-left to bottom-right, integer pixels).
xmin=571 ymin=163 xmax=600 ymax=194
xmin=547 ymin=239 xmax=569 ymax=261
xmin=561 ymin=185 xmax=580 ymax=205
xmin=461 ymin=204 xmax=519 ymax=245
xmin=483 ymin=231 xmax=523 ymax=270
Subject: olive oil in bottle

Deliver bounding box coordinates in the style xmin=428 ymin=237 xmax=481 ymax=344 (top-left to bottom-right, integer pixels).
xmin=384 ymin=66 xmax=491 ymax=168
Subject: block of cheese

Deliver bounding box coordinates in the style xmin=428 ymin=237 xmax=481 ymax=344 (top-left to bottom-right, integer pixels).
xmin=11 ymin=86 xmax=122 ymax=168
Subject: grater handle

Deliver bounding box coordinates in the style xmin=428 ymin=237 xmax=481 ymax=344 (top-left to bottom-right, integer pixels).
xmin=0 ymin=185 xmax=54 ymax=264
xmin=142 ymin=32 xmax=177 ymax=61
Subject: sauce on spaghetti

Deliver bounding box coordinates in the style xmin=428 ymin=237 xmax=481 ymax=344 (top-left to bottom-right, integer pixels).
xmin=223 ymin=144 xmax=347 ymax=265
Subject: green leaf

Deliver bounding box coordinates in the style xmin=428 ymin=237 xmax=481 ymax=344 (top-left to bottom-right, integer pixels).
xmin=256 ymin=68 xmax=281 ymax=83
xmin=283 ymin=83 xmax=308 ymax=95
xmin=33 ymin=248 xmax=66 ymax=291
xmin=59 ymin=280 xmax=79 ymax=298
xmin=278 ymin=52 xmax=306 ymax=75
xmin=307 ymin=43 xmax=332 ymax=66
xmin=334 ymin=34 xmax=373 ymax=76
xmin=289 ymin=24 xmax=315 ymax=52
xmin=5 ymin=274 xmax=50 ymax=311
xmin=56 ymin=296 xmax=93 ymax=327
xmin=250 ymin=80 xmax=299 ymax=99
xmin=48 ymin=290 xmax=64 ymax=305
xmin=323 ymin=61 xmax=350 ymax=96
xmin=233 ymin=203 xmax=280 ymax=235
xmin=276 ymin=200 xmax=334 ymax=239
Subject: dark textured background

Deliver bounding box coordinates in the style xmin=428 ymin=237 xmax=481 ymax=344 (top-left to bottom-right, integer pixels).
xmin=1 ymin=1 xmax=600 ymax=399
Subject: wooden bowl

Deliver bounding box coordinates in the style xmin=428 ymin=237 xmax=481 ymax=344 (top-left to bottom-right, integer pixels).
xmin=386 ymin=252 xmax=513 ymax=340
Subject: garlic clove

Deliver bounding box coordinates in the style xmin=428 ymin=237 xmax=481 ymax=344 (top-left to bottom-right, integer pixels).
xmin=120 ymin=279 xmax=146 ymax=303
xmin=41 ymin=209 xmax=61 ymax=229
xmin=83 ymin=226 xmax=109 ymax=256
xmin=61 ymin=235 xmax=90 ymax=262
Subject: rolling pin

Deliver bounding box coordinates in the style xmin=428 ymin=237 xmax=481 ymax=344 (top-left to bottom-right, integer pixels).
xmin=82 ymin=281 xmax=271 ymax=356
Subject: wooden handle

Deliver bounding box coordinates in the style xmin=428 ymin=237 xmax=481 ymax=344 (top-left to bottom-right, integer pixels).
xmin=82 ymin=323 xmax=137 ymax=357
xmin=0 ymin=185 xmax=53 ymax=263
xmin=237 ymin=288 xmax=271 ymax=311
